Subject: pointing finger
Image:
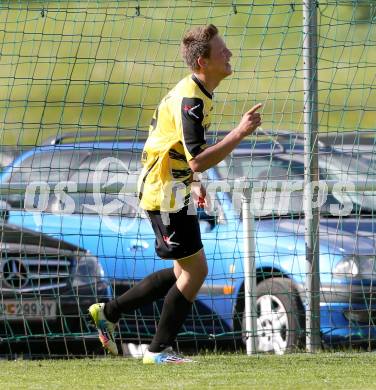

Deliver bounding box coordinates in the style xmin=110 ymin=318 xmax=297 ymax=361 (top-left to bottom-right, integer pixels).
xmin=247 ymin=103 xmax=263 ymax=115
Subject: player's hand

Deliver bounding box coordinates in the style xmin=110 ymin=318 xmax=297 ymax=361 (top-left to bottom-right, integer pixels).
xmin=235 ymin=103 xmax=262 ymax=137
xmin=191 ymin=182 xmax=208 ymax=209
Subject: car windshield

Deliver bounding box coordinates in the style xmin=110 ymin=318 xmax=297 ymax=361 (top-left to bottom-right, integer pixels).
xmin=331 ymin=149 xmax=376 ymax=180
xmin=9 ymin=150 xmax=90 ymax=185
xmin=319 ymin=133 xmax=376 ymax=178
xmin=216 ymin=150 xmax=376 ymax=216
xmin=6 ymin=148 xmax=143 ymax=217
xmin=216 ymin=153 xmax=304 ymax=181
xmin=66 ymin=149 xmax=142 ymax=217
xmin=320 ymin=151 xmax=376 ymax=181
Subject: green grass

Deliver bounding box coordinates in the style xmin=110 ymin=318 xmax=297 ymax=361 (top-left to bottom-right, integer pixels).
xmin=2 ymin=353 xmax=376 ymax=389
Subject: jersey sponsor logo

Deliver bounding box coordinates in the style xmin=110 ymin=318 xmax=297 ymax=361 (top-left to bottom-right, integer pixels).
xmin=183 ymin=103 xmax=202 ymax=120
xmin=181 ymin=97 xmax=206 ymax=157
xmin=187 ymin=104 xmax=201 ymax=119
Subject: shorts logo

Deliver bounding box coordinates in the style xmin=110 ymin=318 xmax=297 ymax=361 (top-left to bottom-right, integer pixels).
xmin=162 ymin=232 xmax=180 ymax=246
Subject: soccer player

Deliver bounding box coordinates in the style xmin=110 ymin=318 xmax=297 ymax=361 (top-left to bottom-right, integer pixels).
xmin=89 ymin=24 xmax=262 ymax=364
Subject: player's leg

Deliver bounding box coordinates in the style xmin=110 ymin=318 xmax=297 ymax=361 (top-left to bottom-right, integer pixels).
xmin=147 ymin=249 xmax=207 ymax=348
xmin=142 ymin=206 xmax=206 ymax=363
xmin=89 ymin=211 xmax=185 ymax=356
xmin=89 ymin=266 xmax=178 ymax=355
xmin=176 ymin=248 xmax=208 ymax=301
xmin=143 ymin=250 xmax=208 ymax=364
xmin=105 ymin=263 xmax=182 ymax=322
xmin=104 ymin=267 xmax=179 ymax=322
xmin=173 ymin=260 xmax=183 ymax=279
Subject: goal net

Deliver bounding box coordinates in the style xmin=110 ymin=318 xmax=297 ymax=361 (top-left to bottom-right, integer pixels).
xmin=0 ymin=1 xmax=375 ymax=357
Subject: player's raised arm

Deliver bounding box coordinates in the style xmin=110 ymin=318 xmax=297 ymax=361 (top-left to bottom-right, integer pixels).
xmin=188 ymin=103 xmax=263 ymax=173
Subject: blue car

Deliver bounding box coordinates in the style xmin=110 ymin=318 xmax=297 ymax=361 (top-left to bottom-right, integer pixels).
xmin=1 ymin=131 xmax=376 ymax=354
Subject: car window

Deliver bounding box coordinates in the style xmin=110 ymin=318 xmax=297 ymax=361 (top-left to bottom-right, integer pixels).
xmin=216 ymin=153 xmax=361 ymax=217
xmin=48 ymin=192 xmax=146 ymax=218
xmin=69 ymin=149 xmax=141 ymax=189
xmin=321 ymin=152 xmax=376 ymax=181
xmin=66 ymin=150 xmax=142 ymax=216
xmin=9 ymin=150 xmax=90 ymax=185
xmin=216 ymin=155 xmax=304 ymax=181
xmin=6 ymin=148 xmax=144 ymax=216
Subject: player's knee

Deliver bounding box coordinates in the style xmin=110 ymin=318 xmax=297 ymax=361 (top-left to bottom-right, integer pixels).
xmin=193 ymin=260 xmax=208 ymax=284
xmin=191 ymin=252 xmax=208 ymax=280
xmin=183 ymin=263 xmax=207 ymax=282
xmin=201 ymin=261 xmax=209 ymax=280
xmin=177 ymin=250 xmax=208 ymax=283
xmin=173 ymin=263 xmax=182 ymax=279
xmin=196 ymin=252 xmax=208 ymax=279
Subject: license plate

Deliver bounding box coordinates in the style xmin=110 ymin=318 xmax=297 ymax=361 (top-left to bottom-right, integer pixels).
xmin=0 ymin=300 xmax=57 ymax=320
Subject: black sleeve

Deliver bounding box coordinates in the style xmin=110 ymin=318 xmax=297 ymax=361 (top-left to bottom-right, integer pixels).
xmin=181 ymin=97 xmax=207 ymax=159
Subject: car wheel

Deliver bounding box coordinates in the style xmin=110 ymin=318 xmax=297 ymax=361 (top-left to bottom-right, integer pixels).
xmin=242 ymin=277 xmax=305 ymax=354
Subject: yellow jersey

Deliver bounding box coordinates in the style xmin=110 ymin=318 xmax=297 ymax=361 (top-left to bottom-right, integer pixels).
xmin=138 ymin=74 xmax=213 ymax=211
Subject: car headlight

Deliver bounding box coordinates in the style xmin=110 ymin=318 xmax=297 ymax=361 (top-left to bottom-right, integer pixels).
xmin=72 ymin=253 xmax=104 ymax=287
xmin=333 ymin=256 xmax=376 ymax=279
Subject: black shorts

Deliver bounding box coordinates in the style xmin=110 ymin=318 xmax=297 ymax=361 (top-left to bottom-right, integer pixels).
xmin=146 ymin=206 xmax=203 ymax=260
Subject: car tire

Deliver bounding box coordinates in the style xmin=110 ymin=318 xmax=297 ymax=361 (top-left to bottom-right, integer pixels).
xmin=242 ymin=277 xmax=305 ymax=354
